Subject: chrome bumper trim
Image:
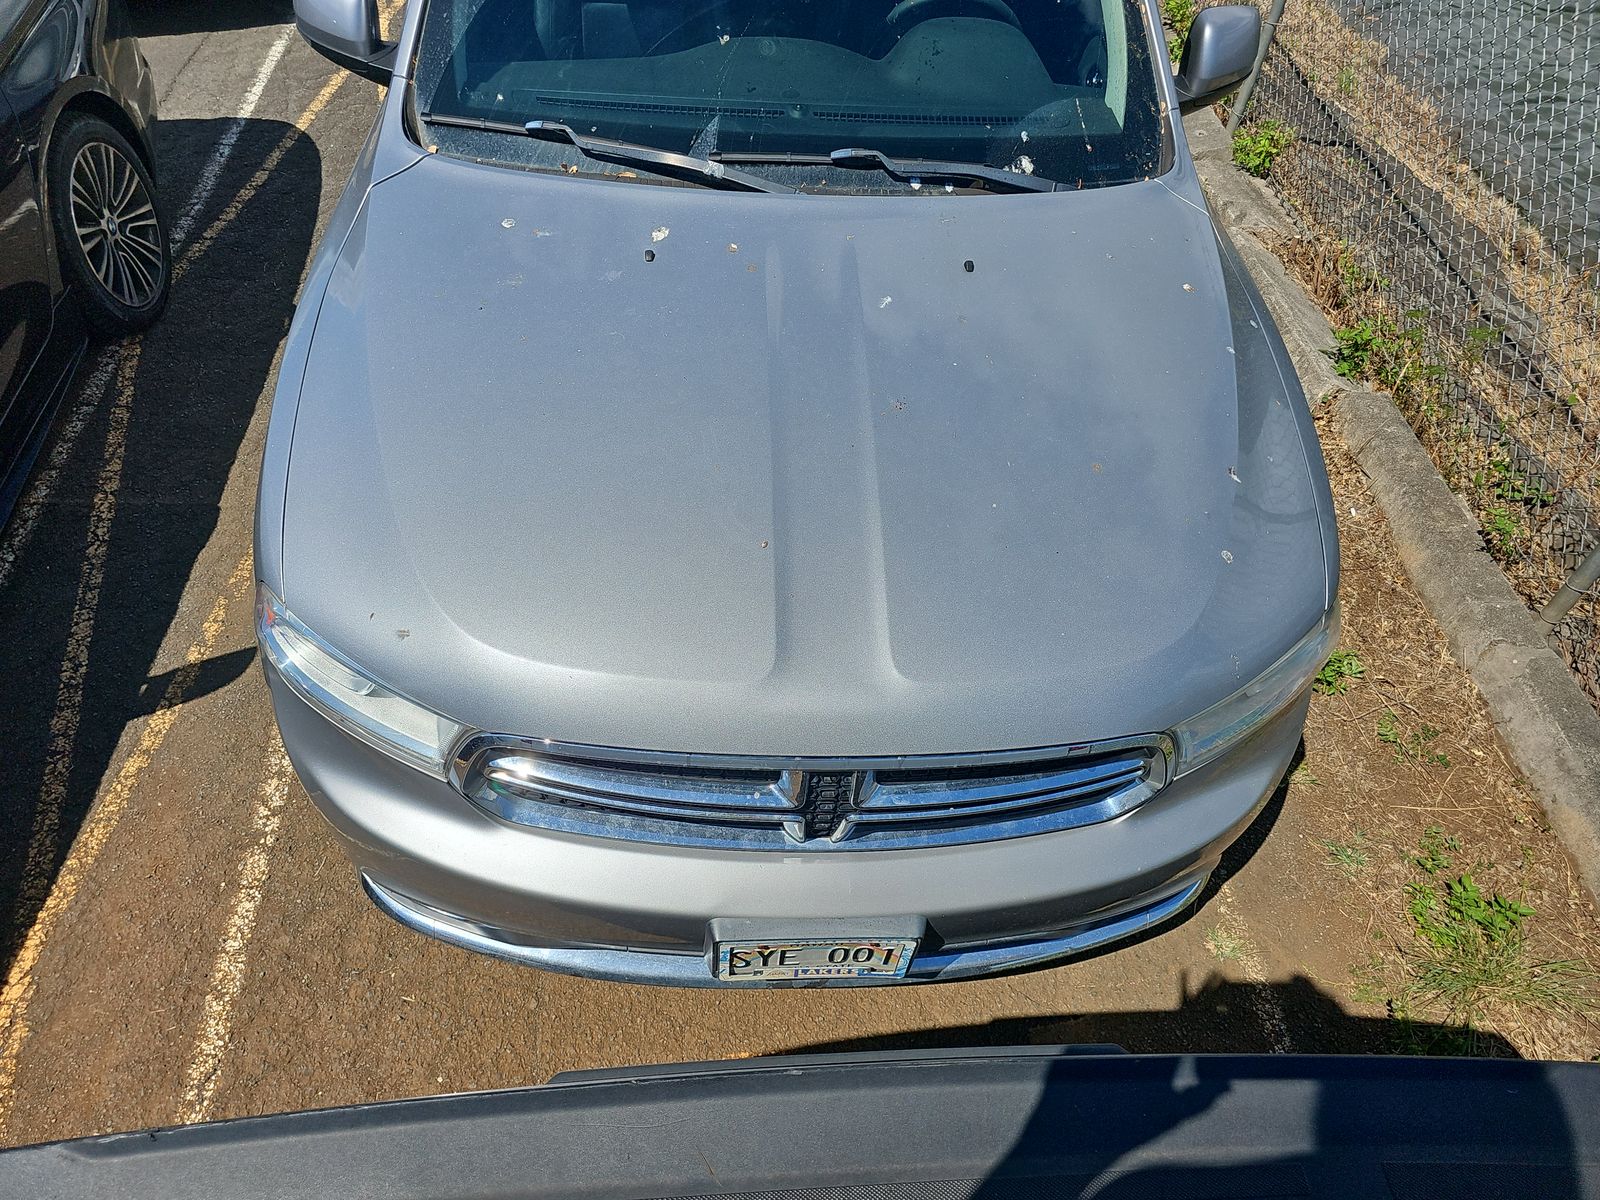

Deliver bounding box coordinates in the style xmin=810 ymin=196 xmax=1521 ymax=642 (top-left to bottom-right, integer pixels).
xmin=361 ymin=873 xmax=1208 ymax=988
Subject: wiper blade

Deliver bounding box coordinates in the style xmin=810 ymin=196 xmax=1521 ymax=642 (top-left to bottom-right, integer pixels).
xmin=526 ymin=121 xmax=800 ymax=192
xmin=827 ymin=147 xmax=1057 ymax=193
xmin=421 ymin=113 xmax=796 ymax=192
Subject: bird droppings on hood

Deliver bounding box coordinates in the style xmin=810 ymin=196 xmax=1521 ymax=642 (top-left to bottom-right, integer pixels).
xmin=604 ymin=268 xmax=623 ymax=282
xmin=1228 ymin=467 xmax=1242 ymax=484
xmin=963 ymin=259 xmax=975 ymax=273
xmin=1249 ymin=318 xmax=1259 ymax=328
xmin=1226 ymin=345 xmax=1235 ymax=354
xmin=909 ymin=178 xmax=922 ymax=190
xmin=1092 ymin=462 xmax=1102 ymax=473
xmin=1182 ymin=282 xmax=1195 ymax=291
xmin=643 ymin=249 xmax=656 ymax=262
xmin=426 ymin=144 xmax=438 ymax=154
xmin=1010 ymin=155 xmax=1035 ymax=175
xmin=760 ymin=540 xmax=769 ymax=548
xmin=650 ymin=226 xmax=670 ymax=242
xmin=396 ymin=629 xmax=411 ymax=640
xmin=1020 ymin=129 xmax=1030 ymax=142
xmin=727 ymin=243 xmax=739 ymax=253
xmin=879 ymin=296 xmax=893 ymax=308
xmin=719 ymin=32 xmax=730 ymax=43
xmin=501 ymin=218 xmax=515 ymax=229
xmin=746 ymin=263 xmax=758 ymax=273
xmin=1220 ymin=550 xmax=1234 ymax=563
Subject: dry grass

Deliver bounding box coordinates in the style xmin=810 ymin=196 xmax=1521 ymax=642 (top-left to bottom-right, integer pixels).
xmin=1294 ymin=408 xmax=1600 ymax=1058
xmin=1236 ymin=0 xmax=1600 ymax=711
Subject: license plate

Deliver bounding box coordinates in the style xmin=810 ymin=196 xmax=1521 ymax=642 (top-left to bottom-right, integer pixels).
xmin=715 ymin=938 xmax=917 ymax=981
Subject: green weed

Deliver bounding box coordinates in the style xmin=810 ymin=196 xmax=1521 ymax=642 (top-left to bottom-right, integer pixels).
xmin=1414 ymin=825 xmax=1461 ymax=874
xmin=1378 ymin=711 xmax=1449 ymax=767
xmin=1323 ymin=831 xmax=1370 ymax=877
xmin=1475 ymin=453 xmax=1554 ymax=507
xmin=1314 ymin=649 xmax=1366 ymax=696
xmin=1335 ymin=65 xmax=1358 ymax=94
xmin=1232 ymin=120 xmax=1294 ymax=178
xmin=1331 ymin=310 xmax=1442 ymax=405
xmin=1482 ymin=506 xmax=1527 ymax=557
xmin=1205 ymin=924 xmax=1244 ymax=961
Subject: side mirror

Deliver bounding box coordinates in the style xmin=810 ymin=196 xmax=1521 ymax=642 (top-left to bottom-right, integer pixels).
xmin=295 ymin=0 xmax=397 ymax=84
xmin=1173 ymin=6 xmax=1261 ymax=113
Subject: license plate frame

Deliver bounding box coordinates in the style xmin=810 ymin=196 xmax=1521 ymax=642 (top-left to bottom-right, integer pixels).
xmin=714 ymin=937 xmax=918 ymax=982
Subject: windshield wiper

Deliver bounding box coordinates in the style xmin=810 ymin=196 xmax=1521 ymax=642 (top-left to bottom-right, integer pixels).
xmin=825 ymin=147 xmax=1057 ymax=193
xmin=419 ymin=113 xmax=797 ymax=193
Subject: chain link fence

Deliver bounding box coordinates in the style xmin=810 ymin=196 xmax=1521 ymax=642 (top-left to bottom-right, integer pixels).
xmin=1222 ymin=0 xmax=1600 ymax=712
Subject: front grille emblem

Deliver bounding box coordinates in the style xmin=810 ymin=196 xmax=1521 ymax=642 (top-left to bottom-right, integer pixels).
xmin=778 ymin=771 xmax=865 ymax=843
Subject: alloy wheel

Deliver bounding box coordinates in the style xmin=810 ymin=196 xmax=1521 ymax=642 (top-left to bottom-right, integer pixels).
xmin=68 ymin=140 xmax=164 ymax=310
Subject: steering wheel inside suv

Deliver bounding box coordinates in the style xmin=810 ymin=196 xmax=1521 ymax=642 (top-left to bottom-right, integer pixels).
xmin=883 ymin=0 xmax=1023 ymax=35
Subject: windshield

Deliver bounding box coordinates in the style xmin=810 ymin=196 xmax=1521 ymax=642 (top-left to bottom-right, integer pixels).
xmin=413 ymin=0 xmax=1168 ymax=191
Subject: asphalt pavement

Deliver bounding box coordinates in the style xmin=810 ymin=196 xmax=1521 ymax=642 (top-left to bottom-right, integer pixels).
xmin=0 ymin=0 xmax=1542 ymax=1151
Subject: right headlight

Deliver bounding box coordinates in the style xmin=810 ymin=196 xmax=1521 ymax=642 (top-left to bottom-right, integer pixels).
xmin=1171 ymin=606 xmax=1340 ymax=777
xmin=256 ymin=585 xmax=468 ymax=778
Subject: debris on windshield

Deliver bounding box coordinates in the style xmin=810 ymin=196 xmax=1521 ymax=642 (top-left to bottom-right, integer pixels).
xmin=1010 ymin=155 xmax=1035 ymax=175
xmin=650 ymin=227 xmax=670 ymax=242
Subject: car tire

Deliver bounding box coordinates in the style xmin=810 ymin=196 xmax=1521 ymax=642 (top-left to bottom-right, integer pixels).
xmin=47 ymin=113 xmax=170 ymax=335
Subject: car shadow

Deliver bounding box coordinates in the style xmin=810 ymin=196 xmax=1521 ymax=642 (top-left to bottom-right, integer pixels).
xmin=125 ymin=0 xmax=294 ymax=37
xmin=0 ymin=113 xmax=320 ymax=971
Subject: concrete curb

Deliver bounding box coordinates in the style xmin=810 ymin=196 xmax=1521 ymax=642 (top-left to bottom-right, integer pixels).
xmin=1185 ymin=113 xmax=1600 ymax=900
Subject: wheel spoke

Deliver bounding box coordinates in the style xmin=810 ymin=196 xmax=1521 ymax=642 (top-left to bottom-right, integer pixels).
xmin=118 ymin=198 xmax=155 ymax=225
xmin=119 ymin=245 xmax=155 ymax=299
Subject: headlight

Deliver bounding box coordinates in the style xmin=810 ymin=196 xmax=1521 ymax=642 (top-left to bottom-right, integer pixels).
xmin=256 ymin=585 xmax=467 ymax=777
xmin=1172 ymin=606 xmax=1340 ymax=776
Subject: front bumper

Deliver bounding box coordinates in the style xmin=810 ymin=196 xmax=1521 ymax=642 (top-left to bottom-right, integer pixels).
xmin=268 ymin=663 xmax=1306 ymax=987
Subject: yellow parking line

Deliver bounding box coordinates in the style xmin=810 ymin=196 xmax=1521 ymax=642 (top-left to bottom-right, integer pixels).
xmin=173 ymin=67 xmax=350 ymax=284
xmin=12 ymin=341 xmax=142 ymax=930
xmin=0 ymin=553 xmax=254 ymax=1132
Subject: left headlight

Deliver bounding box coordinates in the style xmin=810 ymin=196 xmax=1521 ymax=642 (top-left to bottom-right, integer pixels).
xmin=1171 ymin=606 xmax=1340 ymax=777
xmin=256 ymin=585 xmax=467 ymax=778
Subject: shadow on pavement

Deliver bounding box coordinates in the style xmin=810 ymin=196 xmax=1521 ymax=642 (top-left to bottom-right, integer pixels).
xmin=786 ymin=970 xmax=1520 ymax=1057
xmin=126 ymin=0 xmax=294 ymax=37
xmin=0 ymin=114 xmax=320 ymax=972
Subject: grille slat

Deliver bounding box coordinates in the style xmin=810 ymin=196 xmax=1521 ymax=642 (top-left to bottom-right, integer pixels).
xmin=458 ymin=737 xmax=1171 ymax=851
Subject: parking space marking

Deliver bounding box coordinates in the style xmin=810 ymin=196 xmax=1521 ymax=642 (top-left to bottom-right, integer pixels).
xmin=0 ymin=552 xmax=255 ymax=1132
xmin=178 ymin=737 xmax=293 ymax=1125
xmin=174 ymin=69 xmax=352 ymax=284
xmin=171 ymin=27 xmax=296 ymax=247
xmin=12 ymin=342 xmax=142 ymax=933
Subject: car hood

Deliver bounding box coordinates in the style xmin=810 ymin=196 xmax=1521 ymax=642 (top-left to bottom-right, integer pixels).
xmin=277 ymin=152 xmax=1331 ymax=756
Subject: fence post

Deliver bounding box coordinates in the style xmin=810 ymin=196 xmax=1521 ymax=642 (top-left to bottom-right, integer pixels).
xmin=1538 ymin=544 xmax=1600 ymax=648
xmin=1226 ymin=0 xmax=1287 ymax=135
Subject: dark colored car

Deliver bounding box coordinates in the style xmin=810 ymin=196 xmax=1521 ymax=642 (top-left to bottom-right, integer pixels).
xmin=0 ymin=0 xmax=169 ymax=522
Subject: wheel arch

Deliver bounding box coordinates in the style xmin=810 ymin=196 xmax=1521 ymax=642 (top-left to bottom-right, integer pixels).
xmin=36 ymin=80 xmax=158 ymax=297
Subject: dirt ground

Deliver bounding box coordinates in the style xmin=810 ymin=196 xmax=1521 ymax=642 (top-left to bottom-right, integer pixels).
xmin=0 ymin=0 xmax=1594 ymax=1156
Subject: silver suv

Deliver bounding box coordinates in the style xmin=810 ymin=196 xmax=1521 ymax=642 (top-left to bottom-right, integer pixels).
xmin=256 ymin=0 xmax=1338 ymax=985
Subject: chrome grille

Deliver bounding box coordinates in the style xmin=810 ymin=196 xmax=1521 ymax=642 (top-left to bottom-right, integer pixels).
xmin=452 ymin=735 xmax=1172 ymax=851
